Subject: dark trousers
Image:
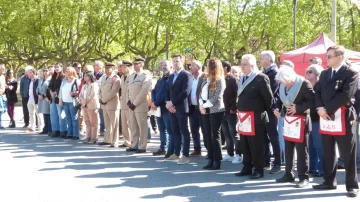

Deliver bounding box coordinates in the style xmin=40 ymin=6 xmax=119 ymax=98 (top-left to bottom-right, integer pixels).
xmin=264 ymin=115 xmax=281 ymax=166
xmin=42 ymin=114 xmax=52 ymax=133
xmin=22 ymin=97 xmax=29 ymax=125
xmin=189 ymin=105 xmax=204 ymax=151
xmin=203 ymin=112 xmax=224 ymax=162
xmin=285 ymin=132 xmax=310 ymax=181
xmin=119 ymin=110 xmax=122 ymax=134
xmin=241 ymin=124 xmax=266 ymax=173
xmin=169 ymin=112 xmax=190 ymax=157
xmin=322 ymin=120 xmax=359 ymax=191
xmin=7 ymin=102 xmax=15 ymax=121
xmin=221 ymin=112 xmax=241 ymax=156
xmin=150 ymin=115 xmax=157 ymax=131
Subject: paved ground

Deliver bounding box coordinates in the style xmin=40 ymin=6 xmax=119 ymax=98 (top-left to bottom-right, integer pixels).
xmin=0 ymin=107 xmax=359 ymax=202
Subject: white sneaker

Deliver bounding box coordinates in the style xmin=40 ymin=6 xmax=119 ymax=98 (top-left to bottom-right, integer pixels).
xmin=177 ymin=156 xmax=190 ymax=164
xmin=222 ymin=154 xmax=234 ymax=162
xmin=232 ymin=154 xmax=243 ymax=164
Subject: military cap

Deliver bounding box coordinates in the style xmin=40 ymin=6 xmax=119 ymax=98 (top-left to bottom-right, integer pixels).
xmin=105 ymin=62 xmax=116 ymax=68
xmin=122 ymin=60 xmax=133 ymax=66
xmin=133 ymin=56 xmax=145 ymax=64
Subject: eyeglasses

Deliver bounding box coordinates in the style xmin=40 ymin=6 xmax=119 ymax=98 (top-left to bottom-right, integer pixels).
xmin=326 ymin=55 xmax=339 ymax=59
xmin=306 ymin=70 xmax=313 ymax=74
xmin=43 ymin=70 xmax=49 ymax=72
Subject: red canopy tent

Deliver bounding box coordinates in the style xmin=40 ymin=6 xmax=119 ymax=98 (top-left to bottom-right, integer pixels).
xmin=280 ymin=33 xmax=360 ymax=76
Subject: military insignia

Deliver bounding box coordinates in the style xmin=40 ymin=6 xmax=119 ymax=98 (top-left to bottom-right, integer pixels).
xmin=335 ymin=80 xmax=340 ymax=89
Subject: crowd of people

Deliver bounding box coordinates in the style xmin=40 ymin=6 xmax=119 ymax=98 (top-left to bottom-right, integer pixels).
xmin=0 ymin=45 xmax=359 ymax=197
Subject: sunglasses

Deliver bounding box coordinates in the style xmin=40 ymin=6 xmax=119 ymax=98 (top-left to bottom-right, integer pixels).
xmin=306 ymin=70 xmax=313 ymax=74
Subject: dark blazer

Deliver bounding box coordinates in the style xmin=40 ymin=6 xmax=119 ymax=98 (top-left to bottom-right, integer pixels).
xmin=276 ymin=80 xmax=314 ymax=132
xmin=152 ymin=75 xmax=170 ymax=113
xmin=263 ymin=64 xmax=280 ymax=118
xmin=237 ymin=73 xmax=273 ymax=124
xmin=48 ymin=72 xmax=65 ymax=104
xmin=223 ymin=74 xmax=238 ymax=112
xmin=165 ymin=69 xmax=193 ymax=113
xmin=315 ymin=64 xmax=359 ymax=121
xmin=5 ymin=79 xmax=18 ymax=103
xmin=353 ymin=80 xmax=360 ymax=115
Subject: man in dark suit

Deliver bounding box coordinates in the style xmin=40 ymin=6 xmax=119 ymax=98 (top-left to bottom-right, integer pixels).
xmin=235 ymin=54 xmax=273 ymax=179
xmin=313 ymin=45 xmax=359 ymax=197
xmin=165 ymin=54 xmax=193 ymax=165
xmin=260 ymin=50 xmax=281 ymax=174
xmin=188 ymin=60 xmax=206 ymax=156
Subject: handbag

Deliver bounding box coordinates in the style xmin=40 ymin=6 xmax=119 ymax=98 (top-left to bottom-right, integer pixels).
xmin=71 ymin=80 xmax=81 ymax=110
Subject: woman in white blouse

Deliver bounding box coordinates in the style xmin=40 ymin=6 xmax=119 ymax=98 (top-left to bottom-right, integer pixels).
xmin=199 ymin=58 xmax=226 ymax=170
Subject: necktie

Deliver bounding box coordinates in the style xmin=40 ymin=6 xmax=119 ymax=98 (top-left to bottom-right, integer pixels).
xmin=134 ymin=74 xmax=137 ymax=80
xmin=124 ymin=75 xmax=127 ymax=81
xmin=332 ymin=70 xmax=336 ymax=79
xmin=242 ymin=76 xmax=248 ymax=84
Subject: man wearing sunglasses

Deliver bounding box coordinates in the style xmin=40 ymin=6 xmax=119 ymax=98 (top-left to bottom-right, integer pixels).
xmin=313 ymin=45 xmax=359 ymax=197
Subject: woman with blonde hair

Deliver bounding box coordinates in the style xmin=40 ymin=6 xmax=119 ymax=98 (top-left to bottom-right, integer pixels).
xmin=80 ymin=71 xmax=99 ymax=143
xmin=199 ymin=57 xmax=226 ymax=170
xmin=59 ymin=67 xmax=80 ymax=140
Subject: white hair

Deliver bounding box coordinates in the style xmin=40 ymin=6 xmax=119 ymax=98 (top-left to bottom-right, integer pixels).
xmin=307 ymin=64 xmax=324 ymax=77
xmin=282 ymin=60 xmax=295 ymax=69
xmin=241 ymin=54 xmax=259 ymax=71
xmin=276 ymin=65 xmax=297 ymax=83
xmin=261 ymin=50 xmax=276 ymax=63
xmin=192 ymin=60 xmax=202 ymax=68
xmin=116 ymin=61 xmax=123 ymax=66
xmin=25 ymin=65 xmax=33 ymax=72
xmin=94 ymin=60 xmax=104 ymax=68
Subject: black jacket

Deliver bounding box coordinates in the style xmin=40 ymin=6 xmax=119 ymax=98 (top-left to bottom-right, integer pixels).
xmin=276 ymin=80 xmax=314 ymax=132
xmin=223 ymin=74 xmax=237 ymax=112
xmin=48 ymin=72 xmax=65 ymax=104
xmin=263 ymin=64 xmax=280 ymax=119
xmin=5 ymin=79 xmax=18 ymax=103
xmin=315 ymin=64 xmax=359 ymax=121
xmin=237 ymin=73 xmax=273 ymax=124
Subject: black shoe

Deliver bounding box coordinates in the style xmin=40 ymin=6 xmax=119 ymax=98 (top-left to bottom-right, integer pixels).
xmin=51 ymin=131 xmax=60 ymax=138
xmin=60 ymin=132 xmax=67 ymax=138
xmin=71 ymin=136 xmax=79 ymax=140
xmin=64 ymin=136 xmax=73 ymax=139
xmin=209 ymin=161 xmax=221 ymax=170
xmin=276 ymin=174 xmax=295 ymax=183
xmin=39 ymin=131 xmax=48 ymax=135
xmin=269 ymin=165 xmax=281 ymax=174
xmin=119 ymin=144 xmax=128 ymax=148
xmin=295 ymin=179 xmax=309 ymax=188
xmin=23 ymin=124 xmax=29 ymax=128
xmin=337 ymin=165 xmax=345 ymax=169
xmin=348 ymin=189 xmax=359 ymax=197
xmin=153 ymin=149 xmax=166 ymax=156
xmin=235 ymin=170 xmax=252 ymax=177
xmin=126 ymin=148 xmax=138 ymax=152
xmin=135 ymin=149 xmax=146 ymax=153
xmin=98 ymin=142 xmax=111 ymax=146
xmin=250 ymin=171 xmax=264 ymax=179
xmin=203 ymin=160 xmax=214 ymax=169
xmin=312 ymin=184 xmax=337 ymax=190
xmin=312 ymin=172 xmax=323 ymax=177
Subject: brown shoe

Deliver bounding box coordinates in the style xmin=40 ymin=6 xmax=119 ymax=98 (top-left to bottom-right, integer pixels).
xmin=190 ymin=150 xmax=202 ymax=156
xmin=100 ymin=132 xmax=105 ymax=136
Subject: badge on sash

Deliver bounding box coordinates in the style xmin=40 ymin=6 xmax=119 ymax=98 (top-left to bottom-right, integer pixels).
xmin=319 ymin=106 xmax=346 ymax=136
xmin=236 ymin=111 xmax=255 ymax=136
xmin=283 ymin=115 xmax=305 ymax=143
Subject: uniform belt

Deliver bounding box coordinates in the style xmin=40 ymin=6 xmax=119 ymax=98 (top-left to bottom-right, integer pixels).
xmin=191 ymin=104 xmax=198 ymax=109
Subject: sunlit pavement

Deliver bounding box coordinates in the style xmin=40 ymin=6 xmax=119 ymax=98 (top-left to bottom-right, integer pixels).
xmin=0 ymin=107 xmax=358 ymax=202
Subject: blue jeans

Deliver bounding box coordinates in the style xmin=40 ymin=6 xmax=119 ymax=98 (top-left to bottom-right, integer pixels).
xmin=0 ymin=95 xmax=7 ymax=128
xmin=50 ymin=102 xmax=59 ymax=132
xmin=156 ymin=111 xmax=171 ymax=151
xmin=147 ymin=118 xmax=151 ymax=140
xmin=63 ymin=102 xmax=79 ymax=137
xmin=98 ymin=109 xmax=105 ymax=132
xmin=189 ymin=106 xmax=203 ymax=151
xmin=169 ymin=112 xmax=190 ymax=157
xmin=309 ymin=122 xmax=323 ymax=173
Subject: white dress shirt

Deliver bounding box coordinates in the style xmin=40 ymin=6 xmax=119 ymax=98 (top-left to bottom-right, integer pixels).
xmin=190 ymin=75 xmax=199 ymax=105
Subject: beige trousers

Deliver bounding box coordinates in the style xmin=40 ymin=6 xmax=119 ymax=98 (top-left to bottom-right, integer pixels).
xmin=103 ymin=109 xmax=120 ymax=144
xmin=129 ymin=111 xmax=148 ymax=150
xmin=83 ymin=108 xmax=99 ymax=140
xmin=27 ymin=101 xmax=43 ymax=131
xmin=121 ymin=109 xmax=132 ymax=146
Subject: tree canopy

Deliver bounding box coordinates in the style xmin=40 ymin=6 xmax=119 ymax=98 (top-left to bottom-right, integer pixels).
xmin=0 ymin=0 xmax=359 ymax=74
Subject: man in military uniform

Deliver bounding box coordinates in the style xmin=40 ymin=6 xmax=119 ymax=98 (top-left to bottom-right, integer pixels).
xmin=126 ymin=56 xmax=152 ymax=153
xmin=98 ymin=62 xmax=121 ymax=147
xmin=119 ymin=60 xmax=134 ymax=148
